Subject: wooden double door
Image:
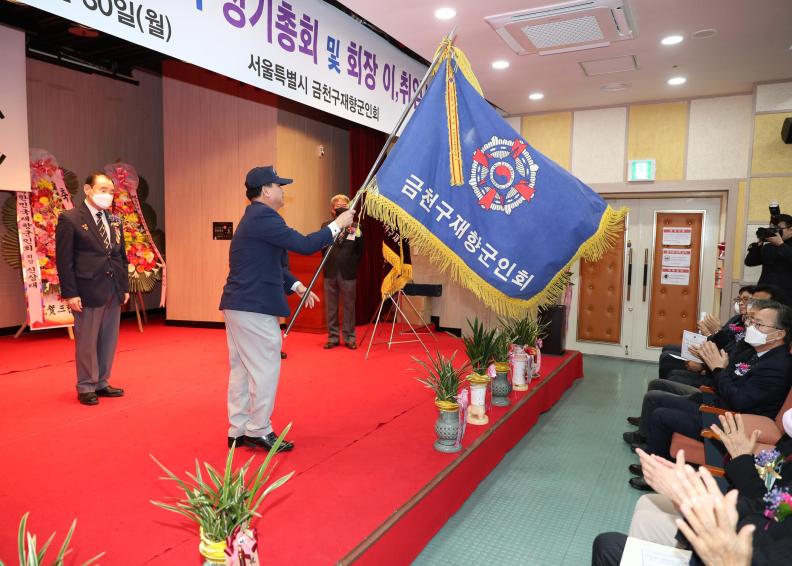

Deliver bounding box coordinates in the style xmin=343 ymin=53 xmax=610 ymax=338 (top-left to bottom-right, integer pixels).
xmin=566 ymin=197 xmax=721 ymax=362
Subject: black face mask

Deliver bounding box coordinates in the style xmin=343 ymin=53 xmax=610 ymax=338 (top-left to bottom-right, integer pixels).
xmin=334 ymin=207 xmax=348 ymax=217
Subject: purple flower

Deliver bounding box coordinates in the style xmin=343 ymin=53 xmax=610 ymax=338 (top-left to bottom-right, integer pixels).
xmin=755 ymin=449 xmax=782 ymax=467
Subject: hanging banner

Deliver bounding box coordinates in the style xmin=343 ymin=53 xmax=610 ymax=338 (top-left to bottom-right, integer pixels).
xmin=18 ymin=0 xmax=427 ymax=134
xmin=105 ymin=162 xmax=166 ymax=305
xmin=0 ymin=25 xmax=32 ymax=192
xmin=18 ymin=150 xmax=75 ymax=330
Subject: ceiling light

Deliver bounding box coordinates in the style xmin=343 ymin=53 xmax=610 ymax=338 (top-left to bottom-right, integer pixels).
xmin=492 ymin=60 xmax=509 ymax=70
xmin=529 ymin=92 xmax=544 ymax=101
xmin=667 ymin=76 xmax=687 ymax=86
xmin=661 ymin=35 xmax=684 ymax=46
xmin=692 ymin=28 xmax=717 ymax=39
xmin=434 ymin=7 xmax=456 ymax=20
xmin=600 ymin=82 xmax=630 ymax=92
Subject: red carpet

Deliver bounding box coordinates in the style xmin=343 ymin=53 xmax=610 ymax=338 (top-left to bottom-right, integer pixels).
xmin=0 ymin=318 xmax=582 ymax=565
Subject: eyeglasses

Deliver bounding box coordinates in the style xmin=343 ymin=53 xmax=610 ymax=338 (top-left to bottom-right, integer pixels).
xmin=733 ymin=297 xmax=751 ymax=304
xmin=753 ymin=321 xmax=782 ymax=331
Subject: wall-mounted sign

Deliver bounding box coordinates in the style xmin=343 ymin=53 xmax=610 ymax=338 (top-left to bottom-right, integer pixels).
xmin=661 ymin=267 xmax=690 ymax=286
xmin=213 ymin=221 xmax=233 ymax=240
xmin=19 ymin=1 xmax=427 ymax=134
xmin=662 ymin=227 xmax=692 ymax=246
xmin=661 ymin=248 xmax=691 ymax=268
xmin=628 ymin=159 xmax=656 ymax=182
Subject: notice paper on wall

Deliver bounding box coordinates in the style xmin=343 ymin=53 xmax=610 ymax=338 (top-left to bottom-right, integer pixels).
xmin=662 ymin=248 xmax=692 ymax=268
xmin=681 ymin=330 xmax=708 ymax=362
xmin=661 ymin=267 xmax=690 ymax=285
xmin=619 ymin=536 xmax=692 ymax=565
xmin=662 ymin=227 xmax=692 ymax=246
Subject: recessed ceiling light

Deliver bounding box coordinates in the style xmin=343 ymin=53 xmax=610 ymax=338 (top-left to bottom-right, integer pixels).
xmin=492 ymin=60 xmax=509 ymax=70
xmin=661 ymin=35 xmax=684 ymax=45
xmin=600 ymin=82 xmax=630 ymax=92
xmin=529 ymin=92 xmax=544 ymax=101
xmin=434 ymin=7 xmax=456 ymax=20
xmin=667 ymin=76 xmax=687 ymax=86
xmin=692 ymin=28 xmax=717 ymax=39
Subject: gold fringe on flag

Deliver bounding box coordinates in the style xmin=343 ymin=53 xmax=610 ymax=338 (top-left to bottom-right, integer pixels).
xmin=431 ymin=40 xmax=483 ymax=187
xmin=364 ymin=178 xmax=627 ymax=318
xmin=380 ymin=240 xmax=413 ymax=298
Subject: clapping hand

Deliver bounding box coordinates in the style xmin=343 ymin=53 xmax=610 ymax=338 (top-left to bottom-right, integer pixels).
xmin=698 ymin=314 xmax=722 ymax=337
xmin=710 ymin=412 xmax=760 ymax=458
xmin=636 ymin=448 xmax=690 ymax=509
xmin=698 ymin=341 xmax=729 ymax=372
xmin=675 ymin=469 xmax=754 ymax=566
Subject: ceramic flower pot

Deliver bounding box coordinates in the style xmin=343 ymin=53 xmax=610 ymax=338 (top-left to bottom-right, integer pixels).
xmin=434 ymin=399 xmax=461 ymax=453
xmin=466 ymin=372 xmax=491 ymax=425
xmin=491 ymin=362 xmax=512 ymax=406
xmin=199 ymin=527 xmax=227 ymax=566
xmin=510 ymin=350 xmax=530 ymax=391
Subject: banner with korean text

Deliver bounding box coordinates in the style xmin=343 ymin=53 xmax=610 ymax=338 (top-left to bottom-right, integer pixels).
xmin=0 ymin=25 xmax=32 ymax=192
xmin=363 ymin=43 xmax=626 ymax=317
xmin=19 ymin=0 xmax=427 ymax=134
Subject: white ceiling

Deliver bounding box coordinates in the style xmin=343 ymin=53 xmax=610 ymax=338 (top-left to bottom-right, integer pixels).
xmin=339 ymin=0 xmax=792 ymax=115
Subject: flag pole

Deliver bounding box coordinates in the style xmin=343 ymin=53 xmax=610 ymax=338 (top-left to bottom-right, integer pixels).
xmin=284 ymin=27 xmax=457 ymax=337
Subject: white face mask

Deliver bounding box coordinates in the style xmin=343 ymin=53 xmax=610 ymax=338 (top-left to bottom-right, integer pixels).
xmin=744 ymin=325 xmax=769 ymax=347
xmin=734 ymin=302 xmax=741 ymax=315
xmin=92 ymin=193 xmax=114 ymax=210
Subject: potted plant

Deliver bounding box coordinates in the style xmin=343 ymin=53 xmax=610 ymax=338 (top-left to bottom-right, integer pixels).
xmin=3 ymin=512 xmax=103 ymax=566
xmin=462 ymin=317 xmax=498 ymax=374
xmin=500 ymin=316 xmax=545 ymax=389
xmin=150 ymin=426 xmax=294 ymax=565
xmin=414 ymin=351 xmax=468 ymax=453
xmin=466 ymin=370 xmax=491 ymax=425
xmin=490 ymin=331 xmax=513 ymax=406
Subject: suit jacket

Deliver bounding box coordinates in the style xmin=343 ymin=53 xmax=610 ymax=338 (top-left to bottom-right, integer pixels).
xmin=745 ymin=239 xmax=792 ymax=303
xmin=321 ymin=219 xmax=364 ymax=280
xmin=711 ymin=344 xmax=792 ymax=418
xmin=55 ymin=202 xmax=129 ymax=307
xmin=219 ymin=201 xmax=334 ymax=317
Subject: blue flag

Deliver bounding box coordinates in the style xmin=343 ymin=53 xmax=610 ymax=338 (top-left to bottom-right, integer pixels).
xmin=364 ymin=46 xmax=625 ymax=317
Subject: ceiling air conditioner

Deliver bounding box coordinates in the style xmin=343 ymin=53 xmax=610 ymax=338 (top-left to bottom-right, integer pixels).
xmin=485 ymin=0 xmax=636 ymax=56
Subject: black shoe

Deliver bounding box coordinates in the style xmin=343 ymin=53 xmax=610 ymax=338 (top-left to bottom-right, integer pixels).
xmin=629 ymin=476 xmax=655 ymax=492
xmin=628 ymin=464 xmax=643 ymax=476
xmin=96 ymin=385 xmax=124 ymax=397
xmin=623 ymin=431 xmax=646 ymax=445
xmin=345 ymin=340 xmax=357 ymax=350
xmin=631 ymin=443 xmax=649 ymax=454
xmin=280 ymin=351 xmax=287 ymax=359
xmin=228 ymin=436 xmax=245 ymax=448
xmin=626 ymin=416 xmax=641 ymax=426
xmin=243 ymin=432 xmax=294 ymax=452
xmin=324 ymin=342 xmax=339 ymax=349
xmin=78 ymin=392 xmax=98 ymax=406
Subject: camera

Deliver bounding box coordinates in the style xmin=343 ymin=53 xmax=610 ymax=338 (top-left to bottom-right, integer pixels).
xmin=756 ymin=225 xmax=781 ymax=240
xmin=756 ymin=201 xmax=783 ymax=241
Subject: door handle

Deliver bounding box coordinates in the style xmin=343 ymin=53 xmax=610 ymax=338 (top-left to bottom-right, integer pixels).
xmin=642 ymin=248 xmax=649 ymax=302
xmin=626 ymin=241 xmax=633 ymax=301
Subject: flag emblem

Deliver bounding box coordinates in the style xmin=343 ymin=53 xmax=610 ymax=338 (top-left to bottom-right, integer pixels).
xmin=470 ymin=136 xmax=538 ymax=215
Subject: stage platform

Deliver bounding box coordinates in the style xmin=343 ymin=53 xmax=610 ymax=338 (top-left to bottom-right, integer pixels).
xmin=0 ymin=318 xmax=582 ymax=565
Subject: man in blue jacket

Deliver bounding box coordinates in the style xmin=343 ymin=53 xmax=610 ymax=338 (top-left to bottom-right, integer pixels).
xmin=220 ymin=166 xmax=354 ymax=452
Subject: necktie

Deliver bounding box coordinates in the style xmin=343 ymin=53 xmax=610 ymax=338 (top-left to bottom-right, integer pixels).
xmin=96 ymin=211 xmax=109 ymax=248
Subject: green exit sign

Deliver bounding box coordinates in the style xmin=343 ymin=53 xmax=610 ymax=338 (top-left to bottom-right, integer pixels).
xmin=628 ymin=159 xmax=656 ymax=182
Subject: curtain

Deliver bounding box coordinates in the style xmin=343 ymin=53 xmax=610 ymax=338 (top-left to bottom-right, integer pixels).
xmin=350 ymin=125 xmax=387 ymax=325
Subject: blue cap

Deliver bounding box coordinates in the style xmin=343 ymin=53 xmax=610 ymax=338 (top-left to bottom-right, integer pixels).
xmin=245 ymin=165 xmax=293 ymax=188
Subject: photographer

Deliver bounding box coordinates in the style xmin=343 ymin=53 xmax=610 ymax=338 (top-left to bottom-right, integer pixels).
xmin=744 ymin=212 xmax=792 ymax=304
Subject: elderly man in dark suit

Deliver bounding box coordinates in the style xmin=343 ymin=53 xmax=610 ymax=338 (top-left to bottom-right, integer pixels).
xmin=55 ymin=172 xmax=129 ymax=405
xmin=322 ymin=194 xmax=364 ymax=350
xmin=627 ymin=302 xmax=792 ymax=490
xmin=220 ymin=166 xmax=354 ymax=452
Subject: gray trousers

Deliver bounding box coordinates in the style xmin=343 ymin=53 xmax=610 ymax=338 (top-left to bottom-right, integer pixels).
xmin=323 ymin=274 xmax=356 ymax=343
xmin=638 ymin=380 xmax=702 ymax=437
xmin=72 ymin=294 xmax=121 ymax=393
xmin=223 ymin=309 xmax=281 ymax=438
